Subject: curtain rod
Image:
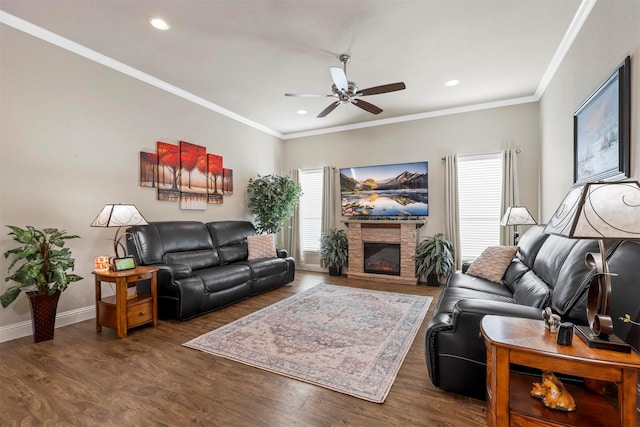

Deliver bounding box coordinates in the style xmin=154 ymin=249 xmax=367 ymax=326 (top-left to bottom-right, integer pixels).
xmin=441 ymin=148 xmax=521 ymax=161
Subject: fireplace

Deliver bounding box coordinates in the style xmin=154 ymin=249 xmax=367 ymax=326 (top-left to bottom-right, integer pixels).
xmin=345 ymin=220 xmax=423 ymax=285
xmin=364 ymin=243 xmax=400 ymax=276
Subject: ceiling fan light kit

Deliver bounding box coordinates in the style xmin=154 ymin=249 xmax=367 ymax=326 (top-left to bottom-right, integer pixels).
xmin=286 ymin=54 xmax=406 ymax=118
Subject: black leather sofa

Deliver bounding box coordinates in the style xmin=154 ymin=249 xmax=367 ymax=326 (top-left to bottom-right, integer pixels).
xmin=425 ymin=224 xmax=640 ymax=399
xmin=126 ymin=221 xmax=295 ymax=321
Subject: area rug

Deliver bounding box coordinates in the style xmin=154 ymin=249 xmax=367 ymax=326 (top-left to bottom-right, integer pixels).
xmin=184 ymin=283 xmax=431 ymax=403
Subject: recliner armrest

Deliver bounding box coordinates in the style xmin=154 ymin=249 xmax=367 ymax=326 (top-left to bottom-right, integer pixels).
xmin=276 ymin=248 xmax=288 ymax=258
xmin=452 ymin=299 xmax=544 ymax=321
xmin=156 ymin=263 xmax=192 ymax=282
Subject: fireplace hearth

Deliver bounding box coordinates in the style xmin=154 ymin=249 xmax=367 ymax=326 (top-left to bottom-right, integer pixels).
xmin=364 ymin=243 xmax=400 ymax=276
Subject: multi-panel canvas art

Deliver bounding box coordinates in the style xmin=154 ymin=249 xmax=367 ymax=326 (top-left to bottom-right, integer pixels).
xmin=179 ymin=141 xmax=207 ymax=210
xmin=140 ymin=141 xmax=233 ymax=209
xmin=207 ymin=154 xmax=224 ymax=204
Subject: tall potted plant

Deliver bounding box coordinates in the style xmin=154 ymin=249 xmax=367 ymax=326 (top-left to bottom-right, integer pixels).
xmin=320 ymin=228 xmax=349 ymax=276
xmin=415 ymin=233 xmax=454 ymax=286
xmin=247 ymin=174 xmax=302 ymax=235
xmin=1 ymin=226 xmax=83 ymax=342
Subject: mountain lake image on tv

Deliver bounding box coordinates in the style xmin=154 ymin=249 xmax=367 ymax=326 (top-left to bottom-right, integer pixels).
xmin=340 ymin=161 xmax=428 ymax=217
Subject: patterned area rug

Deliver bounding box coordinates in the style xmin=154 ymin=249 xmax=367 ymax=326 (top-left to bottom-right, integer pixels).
xmin=184 ymin=283 xmax=431 ymax=403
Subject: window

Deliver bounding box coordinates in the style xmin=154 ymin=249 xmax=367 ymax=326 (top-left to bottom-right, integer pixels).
xmin=457 ymin=153 xmax=502 ymax=261
xmin=299 ymin=168 xmax=323 ymax=252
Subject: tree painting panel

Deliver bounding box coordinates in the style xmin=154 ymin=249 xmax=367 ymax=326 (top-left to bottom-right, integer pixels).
xmin=207 ymin=154 xmax=224 ymax=204
xmin=157 ymin=141 xmax=180 ymax=202
xmin=179 ymin=141 xmax=207 ymax=210
xmin=140 ymin=151 xmax=158 ymax=187
xmin=223 ymin=168 xmax=233 ymax=195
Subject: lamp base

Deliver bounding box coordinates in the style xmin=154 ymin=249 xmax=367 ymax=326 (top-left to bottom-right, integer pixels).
xmin=574 ymin=325 xmax=631 ymax=353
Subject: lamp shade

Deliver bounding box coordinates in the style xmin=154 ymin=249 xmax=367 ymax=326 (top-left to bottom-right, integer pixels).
xmin=544 ymin=181 xmax=640 ymax=239
xmin=500 ymin=206 xmax=537 ymax=226
xmin=90 ymin=204 xmax=148 ymax=228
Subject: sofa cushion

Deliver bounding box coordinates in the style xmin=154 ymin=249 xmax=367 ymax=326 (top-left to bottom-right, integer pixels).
xmin=244 ymin=257 xmax=288 ymax=277
xmin=515 ymin=225 xmax=550 ymax=268
xmin=466 ymin=246 xmax=518 ymax=283
xmin=247 ymin=234 xmax=276 ymax=260
xmin=193 ymin=264 xmax=252 ymax=293
xmin=447 ymin=272 xmax=514 ymax=298
xmin=164 ymin=250 xmax=220 ymax=270
xmin=503 ymin=259 xmax=530 ymax=293
xmin=511 ymin=271 xmax=551 ymax=308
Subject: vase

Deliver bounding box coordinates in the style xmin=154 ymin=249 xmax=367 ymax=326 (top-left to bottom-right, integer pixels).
xmin=27 ymin=291 xmax=61 ymax=343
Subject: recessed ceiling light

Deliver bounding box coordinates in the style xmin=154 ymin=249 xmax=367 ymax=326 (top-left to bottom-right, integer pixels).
xmin=149 ymin=17 xmax=171 ymax=31
xmin=445 ymin=80 xmax=460 ymax=87
xmin=297 ymin=110 xmax=308 ymax=115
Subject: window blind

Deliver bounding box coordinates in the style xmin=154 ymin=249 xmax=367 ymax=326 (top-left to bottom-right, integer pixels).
xmin=457 ymin=153 xmax=503 ymax=261
xmin=299 ymin=168 xmax=323 ymax=252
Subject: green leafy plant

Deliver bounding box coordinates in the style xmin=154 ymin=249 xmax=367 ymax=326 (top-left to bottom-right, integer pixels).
xmin=415 ymin=233 xmax=455 ymax=281
xmin=1 ymin=226 xmax=83 ymax=308
xmin=247 ymin=174 xmax=302 ymax=235
xmin=320 ymin=228 xmax=349 ymax=269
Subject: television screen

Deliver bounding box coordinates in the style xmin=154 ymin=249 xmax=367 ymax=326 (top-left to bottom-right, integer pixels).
xmin=340 ymin=161 xmax=428 ymax=217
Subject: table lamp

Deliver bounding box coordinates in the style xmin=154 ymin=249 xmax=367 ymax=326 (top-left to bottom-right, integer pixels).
xmin=91 ymin=204 xmax=148 ymax=257
xmin=500 ymin=206 xmax=537 ymax=245
xmin=543 ymin=181 xmax=640 ymax=352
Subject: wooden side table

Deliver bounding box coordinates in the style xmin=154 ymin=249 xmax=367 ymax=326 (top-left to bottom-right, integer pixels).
xmin=93 ymin=266 xmax=158 ymax=338
xmin=481 ymin=315 xmax=640 ymax=427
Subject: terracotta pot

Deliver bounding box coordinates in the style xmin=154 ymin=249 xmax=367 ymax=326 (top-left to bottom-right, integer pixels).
xmin=27 ymin=291 xmax=61 ymax=343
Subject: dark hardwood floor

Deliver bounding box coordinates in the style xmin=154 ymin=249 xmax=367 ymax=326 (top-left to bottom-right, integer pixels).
xmin=0 ymin=271 xmax=486 ymax=426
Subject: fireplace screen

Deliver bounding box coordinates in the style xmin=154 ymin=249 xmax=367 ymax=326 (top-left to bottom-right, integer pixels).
xmin=364 ymin=243 xmax=401 ymax=276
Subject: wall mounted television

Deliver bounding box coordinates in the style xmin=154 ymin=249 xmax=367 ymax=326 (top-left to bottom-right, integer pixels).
xmin=340 ymin=161 xmax=428 ymax=217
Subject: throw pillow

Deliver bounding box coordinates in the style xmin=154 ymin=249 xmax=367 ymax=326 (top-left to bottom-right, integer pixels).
xmin=466 ymin=246 xmax=518 ymax=283
xmin=247 ymin=234 xmax=276 ymax=260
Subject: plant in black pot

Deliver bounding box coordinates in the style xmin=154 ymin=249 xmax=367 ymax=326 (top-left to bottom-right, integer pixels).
xmin=415 ymin=233 xmax=454 ymax=286
xmin=320 ymin=228 xmax=348 ymax=276
xmin=247 ymin=174 xmax=302 ymax=234
xmin=1 ymin=226 xmax=83 ymax=342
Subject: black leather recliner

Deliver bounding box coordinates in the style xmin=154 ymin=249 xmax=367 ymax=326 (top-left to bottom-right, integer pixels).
xmin=425 ymin=225 xmax=640 ymax=400
xmin=126 ymin=220 xmax=295 ymax=321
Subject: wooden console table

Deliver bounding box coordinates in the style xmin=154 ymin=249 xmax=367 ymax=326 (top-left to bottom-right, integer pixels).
xmin=93 ymin=266 xmax=158 ymax=339
xmin=481 ymin=315 xmax=640 ymax=427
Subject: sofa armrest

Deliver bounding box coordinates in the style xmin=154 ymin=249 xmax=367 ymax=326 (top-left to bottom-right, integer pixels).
xmin=276 ymin=248 xmax=288 ymax=258
xmin=425 ymin=298 xmax=543 ymax=395
xmin=156 ymin=263 xmax=192 ymax=280
xmin=452 ymin=299 xmax=544 ymax=321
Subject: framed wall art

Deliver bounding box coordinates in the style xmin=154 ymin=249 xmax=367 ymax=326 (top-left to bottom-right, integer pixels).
xmin=573 ymin=56 xmax=630 ymax=184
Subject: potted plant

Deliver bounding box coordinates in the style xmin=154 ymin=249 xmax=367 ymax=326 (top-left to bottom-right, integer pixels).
xmin=1 ymin=226 xmax=83 ymax=342
xmin=320 ymin=228 xmax=349 ymax=276
xmin=247 ymin=174 xmax=302 ymax=235
xmin=415 ymin=233 xmax=454 ymax=286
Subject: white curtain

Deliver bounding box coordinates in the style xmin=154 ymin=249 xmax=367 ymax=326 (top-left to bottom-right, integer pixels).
xmin=321 ymin=166 xmax=336 ymax=233
xmin=501 ymin=149 xmax=519 ymax=246
xmin=444 ymin=155 xmax=462 ymax=269
xmin=283 ymin=169 xmax=304 ymax=264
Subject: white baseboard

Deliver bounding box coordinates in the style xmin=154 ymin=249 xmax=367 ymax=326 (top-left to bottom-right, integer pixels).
xmin=0 ymin=305 xmax=95 ymax=343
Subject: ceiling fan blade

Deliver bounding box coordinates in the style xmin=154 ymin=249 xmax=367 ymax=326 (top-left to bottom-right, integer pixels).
xmin=356 ymin=82 xmax=406 ymax=96
xmin=285 ymin=93 xmax=333 ymax=98
xmin=330 ymin=67 xmax=348 ymax=92
xmin=352 ymin=99 xmax=383 ymax=115
xmin=317 ymin=101 xmax=341 ymax=118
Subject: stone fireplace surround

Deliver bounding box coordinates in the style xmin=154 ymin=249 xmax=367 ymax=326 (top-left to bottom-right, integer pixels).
xmin=344 ymin=220 xmax=425 ymax=285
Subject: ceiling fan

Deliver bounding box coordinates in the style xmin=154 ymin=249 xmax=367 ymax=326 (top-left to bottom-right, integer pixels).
xmin=285 ymin=54 xmax=406 ymax=118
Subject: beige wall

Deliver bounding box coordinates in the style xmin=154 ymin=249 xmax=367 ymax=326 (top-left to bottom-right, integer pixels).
xmin=540 ymin=0 xmax=640 ymax=220
xmin=284 ymin=102 xmax=541 ymax=251
xmin=0 ymin=26 xmax=283 ymax=330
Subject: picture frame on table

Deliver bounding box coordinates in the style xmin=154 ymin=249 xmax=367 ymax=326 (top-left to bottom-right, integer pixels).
xmin=573 ymin=56 xmax=630 ymax=184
